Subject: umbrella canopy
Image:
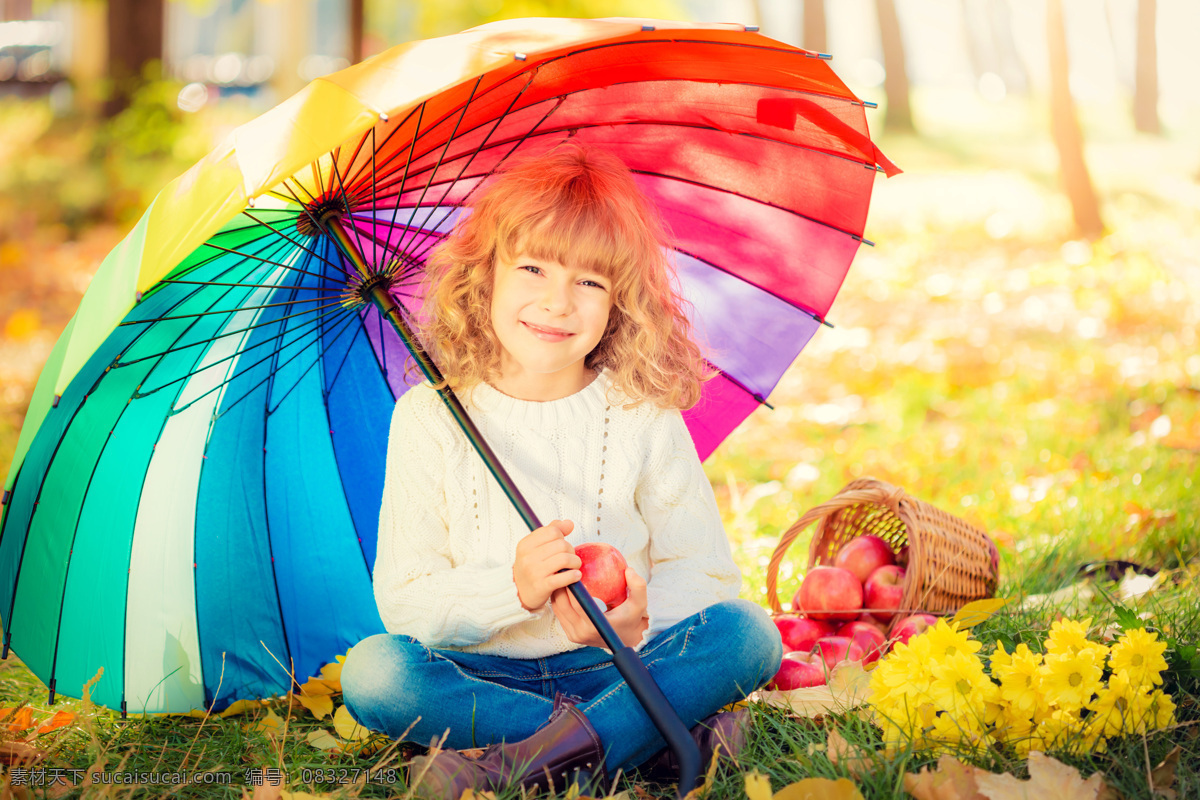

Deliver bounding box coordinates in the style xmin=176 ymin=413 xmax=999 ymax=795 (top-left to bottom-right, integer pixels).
xmin=0 ymin=17 xmax=896 ymax=715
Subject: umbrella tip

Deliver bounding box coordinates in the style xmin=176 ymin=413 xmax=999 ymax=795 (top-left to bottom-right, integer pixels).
xmin=744 ymin=25 xmax=759 ymax=32
xmin=1 ymin=490 xmax=8 ymax=506
xmin=514 ymin=53 xmax=527 ymax=61
xmin=379 ymin=112 xmax=389 ymax=122
xmin=641 ymin=24 xmax=655 ymax=31
xmin=52 ymin=394 xmax=61 ymax=408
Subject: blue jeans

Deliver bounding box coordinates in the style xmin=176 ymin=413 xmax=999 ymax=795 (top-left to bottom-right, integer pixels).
xmin=341 ymin=598 xmax=782 ymax=774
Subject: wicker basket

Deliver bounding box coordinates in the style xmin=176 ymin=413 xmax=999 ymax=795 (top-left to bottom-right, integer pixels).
xmin=765 ymin=478 xmax=998 ymax=625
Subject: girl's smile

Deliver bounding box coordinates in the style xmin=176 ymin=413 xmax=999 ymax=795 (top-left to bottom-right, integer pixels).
xmin=490 ymin=252 xmax=612 ymax=400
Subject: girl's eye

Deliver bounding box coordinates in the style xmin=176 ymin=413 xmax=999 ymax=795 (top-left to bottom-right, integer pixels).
xmin=581 ymin=280 xmax=605 ymax=289
xmin=520 ymin=265 xmax=542 ymax=275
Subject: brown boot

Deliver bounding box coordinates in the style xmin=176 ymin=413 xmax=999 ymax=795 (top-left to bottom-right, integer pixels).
xmin=409 ymin=695 xmax=606 ymax=799
xmin=636 ymin=708 xmax=748 ymax=784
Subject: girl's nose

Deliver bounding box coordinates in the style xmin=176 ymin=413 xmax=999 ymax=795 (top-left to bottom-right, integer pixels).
xmin=539 ymin=278 xmax=573 ymax=313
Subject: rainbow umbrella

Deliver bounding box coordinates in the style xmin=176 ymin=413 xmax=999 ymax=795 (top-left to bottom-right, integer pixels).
xmin=0 ymin=17 xmax=896 ymax=726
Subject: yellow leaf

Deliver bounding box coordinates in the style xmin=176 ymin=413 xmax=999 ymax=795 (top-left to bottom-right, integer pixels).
xmin=951 ymin=598 xmax=1008 ymax=629
xmin=975 ymin=752 xmax=1105 ymax=800
xmin=318 ymin=660 xmax=343 ymax=690
xmin=332 ymin=705 xmax=367 ymax=741
xmin=32 ymin=710 xmax=75 ymax=735
xmin=249 ymin=708 xmax=284 ymax=735
xmin=773 ymin=777 xmax=864 ymax=800
xmin=305 ymin=729 xmax=342 ymax=752
xmin=299 ymin=676 xmax=338 ymax=696
xmin=825 ymin=729 xmax=872 ymax=779
xmin=745 ymin=770 xmax=773 ymax=800
xmin=903 ymin=756 xmax=986 ymax=800
xmin=6 ymin=707 xmax=34 ymax=731
xmin=754 ymin=662 xmax=872 ymax=718
xmin=219 ymin=699 xmax=267 ymax=718
xmin=296 ymin=693 xmax=334 ymax=720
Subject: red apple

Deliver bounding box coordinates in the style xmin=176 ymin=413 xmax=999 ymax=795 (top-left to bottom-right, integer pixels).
xmin=853 ymin=613 xmax=888 ymax=634
xmin=774 ymin=614 xmax=837 ymax=653
xmin=890 ymin=613 xmax=939 ymax=647
xmin=833 ymin=535 xmax=895 ymax=583
xmin=796 ymin=566 xmax=863 ymax=621
xmin=575 ymin=542 xmax=628 ymax=610
xmin=837 ymin=621 xmax=887 ymax=665
xmin=771 ymin=651 xmax=827 ymax=690
xmin=812 ymin=635 xmax=865 ymax=671
xmin=863 ymin=565 xmax=906 ymax=622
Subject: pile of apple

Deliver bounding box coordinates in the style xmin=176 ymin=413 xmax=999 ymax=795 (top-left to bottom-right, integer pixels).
xmin=770 ymin=534 xmax=938 ymax=690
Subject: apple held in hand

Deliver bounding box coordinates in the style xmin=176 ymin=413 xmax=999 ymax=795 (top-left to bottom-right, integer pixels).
xmin=771 ymin=650 xmax=827 ymax=690
xmin=795 ymin=566 xmax=863 ymax=621
xmin=775 ymin=614 xmax=837 ymax=653
xmin=812 ymin=635 xmax=865 ymax=671
xmin=833 ymin=534 xmax=896 ymax=583
xmin=574 ymin=542 xmax=628 ymax=610
xmin=863 ymin=565 xmax=906 ymax=622
xmin=837 ymin=621 xmax=887 ymax=665
xmin=891 ymin=613 xmax=939 ymax=647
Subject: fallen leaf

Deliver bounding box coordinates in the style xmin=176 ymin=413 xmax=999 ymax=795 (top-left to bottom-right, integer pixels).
xmin=746 ymin=770 xmax=773 ymax=800
xmin=219 ymin=699 xmax=267 ymax=718
xmin=773 ymin=777 xmax=864 ymax=800
xmin=951 ymin=598 xmax=1007 ymax=628
xmin=6 ymin=707 xmax=33 ymax=732
xmin=903 ymin=755 xmax=986 ymax=800
xmin=296 ymin=693 xmax=334 ymax=720
xmin=32 ymin=710 xmax=75 ymax=735
xmin=825 ymin=729 xmax=872 ymax=778
xmin=753 ymin=662 xmax=872 ymax=718
xmin=0 ymin=741 xmax=44 ymax=766
xmin=975 ymin=752 xmax=1105 ymax=800
xmin=305 ymin=729 xmax=341 ymax=752
xmin=249 ymin=708 xmax=284 ymax=735
xmin=318 ymin=660 xmax=343 ymax=691
xmin=332 ymin=705 xmax=367 ymax=741
xmin=1150 ymin=745 xmax=1181 ymax=799
xmin=299 ymin=676 xmax=338 ymax=697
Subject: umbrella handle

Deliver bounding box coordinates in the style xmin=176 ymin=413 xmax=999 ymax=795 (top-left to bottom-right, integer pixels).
xmin=361 ymin=279 xmax=703 ymax=797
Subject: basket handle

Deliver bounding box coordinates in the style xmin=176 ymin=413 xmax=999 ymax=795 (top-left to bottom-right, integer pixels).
xmin=764 ymin=480 xmax=906 ymax=614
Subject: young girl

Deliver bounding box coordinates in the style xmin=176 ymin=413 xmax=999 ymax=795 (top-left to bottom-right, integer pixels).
xmin=341 ymin=143 xmax=782 ymax=797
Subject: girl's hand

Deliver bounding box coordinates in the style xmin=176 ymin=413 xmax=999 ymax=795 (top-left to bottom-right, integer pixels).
xmin=513 ymin=519 xmax=582 ymax=611
xmin=551 ymin=569 xmax=649 ymax=650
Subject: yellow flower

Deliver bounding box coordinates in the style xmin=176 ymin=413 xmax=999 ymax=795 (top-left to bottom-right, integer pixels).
xmin=1147 ymin=690 xmax=1176 ymax=731
xmin=1036 ymin=708 xmax=1096 ymax=755
xmin=1109 ymin=628 xmax=1169 ymax=689
xmin=929 ymin=651 xmax=992 ymax=715
xmin=991 ymin=643 xmax=1044 ymax=716
xmin=920 ymin=619 xmax=982 ymax=662
xmin=1045 ymin=617 xmax=1093 ymax=656
xmin=1086 ymin=670 xmax=1147 ymax=739
xmin=1040 ymin=647 xmax=1104 ymax=711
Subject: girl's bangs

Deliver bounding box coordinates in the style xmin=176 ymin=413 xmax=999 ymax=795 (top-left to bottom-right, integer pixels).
xmin=506 ymin=205 xmax=630 ymax=281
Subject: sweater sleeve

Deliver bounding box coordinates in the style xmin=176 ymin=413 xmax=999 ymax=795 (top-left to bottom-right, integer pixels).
xmin=373 ymin=388 xmax=536 ymax=646
xmin=634 ymin=409 xmax=742 ymax=641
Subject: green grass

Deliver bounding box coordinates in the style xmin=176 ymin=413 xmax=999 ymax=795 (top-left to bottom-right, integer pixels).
xmin=1 ymin=94 xmax=1199 ymax=797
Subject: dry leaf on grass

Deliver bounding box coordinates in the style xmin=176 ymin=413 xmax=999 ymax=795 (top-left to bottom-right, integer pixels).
xmin=975 ymin=752 xmax=1106 ymax=800
xmin=332 ymin=705 xmax=368 ymax=741
xmin=745 ymin=772 xmax=864 ymax=800
xmin=305 ymin=729 xmax=341 ymax=752
xmin=248 ymin=708 xmax=285 ymax=736
xmin=903 ymin=755 xmax=986 ymax=800
xmin=296 ymin=692 xmax=334 ymax=720
xmin=825 ymin=729 xmax=873 ymax=778
xmin=753 ymin=663 xmax=872 ymax=718
xmin=1150 ymin=745 xmax=1181 ymax=799
xmin=951 ymin=598 xmax=1008 ymax=629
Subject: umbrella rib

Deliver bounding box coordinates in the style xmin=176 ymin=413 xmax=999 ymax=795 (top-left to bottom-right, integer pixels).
xmin=119 ymin=296 xmax=347 ymax=327
xmin=705 ymin=359 xmax=777 ymax=411
xmin=241 ymin=210 xmax=356 ymax=281
xmin=166 ymin=305 xmax=357 ymax=416
xmin=199 ymin=307 xmax=357 ymax=422
xmin=196 ymin=230 xmax=353 ymax=287
xmin=321 ymin=309 xmax=367 ymax=398
xmin=393 ymin=76 xmax=484 ymax=259
xmin=394 ymin=71 xmax=536 ymax=268
xmin=159 ymin=279 xmax=342 ymax=292
xmin=327 ymin=146 xmax=372 ymax=265
xmin=674 ymin=247 xmax=831 ymax=325
xmin=343 ymin=102 xmax=424 ymax=191
xmin=383 ymin=101 xmax=426 ymax=247
xmin=116 ymin=293 xmax=351 ymax=369
xmin=404 ymin=87 xmax=562 ymax=268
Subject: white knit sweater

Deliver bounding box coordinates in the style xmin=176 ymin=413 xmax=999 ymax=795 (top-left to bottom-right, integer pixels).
xmin=373 ymin=367 xmax=742 ymax=657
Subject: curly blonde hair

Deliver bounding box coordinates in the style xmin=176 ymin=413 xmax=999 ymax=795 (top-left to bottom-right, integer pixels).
xmin=407 ymin=142 xmax=716 ymax=409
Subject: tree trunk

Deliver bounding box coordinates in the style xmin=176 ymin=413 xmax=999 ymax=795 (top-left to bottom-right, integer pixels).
xmin=1047 ymin=0 xmax=1104 ymax=239
xmin=875 ymin=0 xmax=914 ymax=133
xmin=1134 ymin=0 xmax=1160 ymax=134
xmin=803 ymin=0 xmax=827 ymax=54
xmin=105 ymin=0 xmax=164 ymax=117
xmin=349 ymin=0 xmax=364 ymax=65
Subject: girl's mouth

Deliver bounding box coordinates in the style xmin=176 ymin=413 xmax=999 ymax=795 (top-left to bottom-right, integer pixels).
xmin=522 ymin=321 xmax=573 ymax=341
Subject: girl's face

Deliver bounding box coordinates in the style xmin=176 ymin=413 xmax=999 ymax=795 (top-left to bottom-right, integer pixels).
xmin=489 ymin=251 xmax=613 ymax=399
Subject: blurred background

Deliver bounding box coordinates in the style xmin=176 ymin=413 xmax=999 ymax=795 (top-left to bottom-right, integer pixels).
xmin=2 ymin=1 xmax=1198 ymax=583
